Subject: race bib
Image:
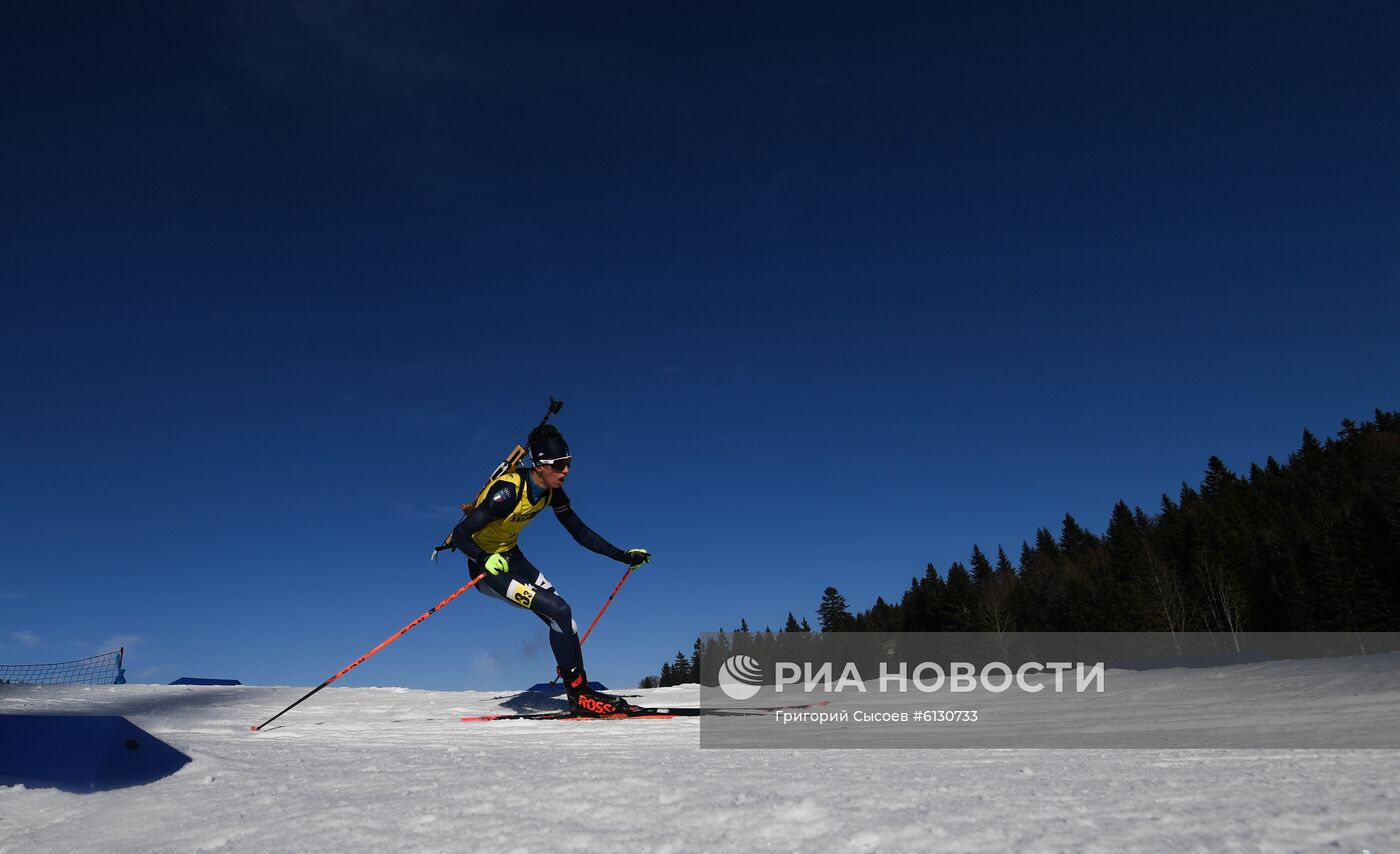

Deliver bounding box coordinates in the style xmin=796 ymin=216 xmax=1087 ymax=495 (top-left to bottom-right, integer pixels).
xmin=507 ymin=579 xmax=536 ymax=609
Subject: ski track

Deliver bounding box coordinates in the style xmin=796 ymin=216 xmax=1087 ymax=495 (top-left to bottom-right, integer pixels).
xmin=3 ymin=668 xmax=1399 ymax=853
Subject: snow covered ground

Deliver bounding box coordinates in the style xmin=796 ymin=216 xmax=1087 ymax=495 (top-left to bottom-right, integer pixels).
xmin=4 ymin=654 xmax=1399 ymax=853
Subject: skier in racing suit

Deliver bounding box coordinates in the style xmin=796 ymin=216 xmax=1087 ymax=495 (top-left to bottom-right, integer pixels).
xmin=449 ymin=423 xmax=650 ymax=716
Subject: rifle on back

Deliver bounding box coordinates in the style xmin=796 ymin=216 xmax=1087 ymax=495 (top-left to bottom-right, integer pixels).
xmin=431 ymin=397 xmax=564 ymax=560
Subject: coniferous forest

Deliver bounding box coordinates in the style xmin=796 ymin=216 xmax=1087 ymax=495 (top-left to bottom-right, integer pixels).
xmin=646 ymin=410 xmax=1400 ymax=687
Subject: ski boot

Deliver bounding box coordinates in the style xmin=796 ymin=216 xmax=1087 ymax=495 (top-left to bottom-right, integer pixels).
xmin=559 ymin=666 xmax=633 ymax=717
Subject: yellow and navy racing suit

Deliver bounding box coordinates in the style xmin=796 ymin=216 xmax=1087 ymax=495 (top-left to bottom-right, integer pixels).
xmin=450 ymin=467 xmax=630 ymax=672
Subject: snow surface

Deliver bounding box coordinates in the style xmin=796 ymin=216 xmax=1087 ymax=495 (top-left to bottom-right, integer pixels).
xmin=4 ymin=655 xmax=1399 ymax=853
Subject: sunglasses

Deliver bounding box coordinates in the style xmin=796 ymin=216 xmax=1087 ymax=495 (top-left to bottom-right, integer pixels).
xmin=537 ymin=456 xmax=572 ymax=471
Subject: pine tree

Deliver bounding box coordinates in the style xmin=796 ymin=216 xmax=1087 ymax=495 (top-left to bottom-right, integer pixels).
xmin=1016 ymin=533 xmax=1064 ymax=630
xmin=1055 ymin=513 xmax=1108 ymax=631
xmin=671 ymin=652 xmax=693 ymax=684
xmin=980 ymin=546 xmax=1018 ymax=634
xmin=1201 ymin=455 xmax=1238 ymax=498
xmin=732 ymin=619 xmax=754 ymax=657
xmin=818 ymin=587 xmax=854 ymax=632
xmin=1058 ymin=514 xmax=1099 ymax=559
xmin=864 ymin=596 xmax=896 ymax=632
xmin=943 ymin=562 xmax=975 ymax=631
xmin=969 ymin=545 xmax=994 ymax=587
xmin=1018 ymin=542 xmax=1035 ymax=573
xmin=1104 ymin=501 xmax=1153 ymax=629
xmin=1295 ymin=428 xmax=1324 ymax=464
xmin=1179 ymin=482 xmax=1200 ymax=509
xmin=695 ymin=631 xmax=732 ymax=684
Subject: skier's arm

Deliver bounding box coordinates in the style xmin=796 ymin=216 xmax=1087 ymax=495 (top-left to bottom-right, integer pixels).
xmin=451 ymin=480 xmax=517 ymax=562
xmin=551 ymin=488 xmax=629 ymax=563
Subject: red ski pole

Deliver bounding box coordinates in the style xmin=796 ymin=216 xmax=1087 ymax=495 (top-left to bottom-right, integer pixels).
xmin=580 ymin=566 xmax=635 ymax=646
xmin=251 ymin=574 xmax=487 ymax=731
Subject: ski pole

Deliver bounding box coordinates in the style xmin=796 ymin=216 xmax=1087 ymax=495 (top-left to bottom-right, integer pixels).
xmin=547 ymin=565 xmax=636 ymax=687
xmin=251 ymin=574 xmax=487 ymax=731
xmin=580 ymin=565 xmax=635 ymax=646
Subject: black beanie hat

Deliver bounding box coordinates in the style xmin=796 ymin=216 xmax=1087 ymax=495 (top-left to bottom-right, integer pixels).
xmin=529 ymin=426 xmax=570 ymax=464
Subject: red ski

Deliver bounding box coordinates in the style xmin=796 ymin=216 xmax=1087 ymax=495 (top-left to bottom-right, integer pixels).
xmin=461 ymin=701 xmax=828 ymax=722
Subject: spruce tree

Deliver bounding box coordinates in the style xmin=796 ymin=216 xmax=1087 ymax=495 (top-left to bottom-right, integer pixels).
xmin=918 ymin=566 xmax=948 ymax=631
xmin=943 ymin=562 xmax=975 ymax=631
xmin=969 ymin=545 xmax=994 ymax=587
xmin=817 ymin=587 xmax=854 ymax=632
xmin=1200 ymin=456 xmax=1238 ymax=497
xmin=1104 ymin=501 xmax=1152 ymax=629
xmin=732 ymin=619 xmax=754 ymax=657
xmin=980 ymin=546 xmax=1018 ymax=634
xmin=1058 ymin=514 xmax=1099 ymax=559
xmin=671 ymin=652 xmax=692 ymax=684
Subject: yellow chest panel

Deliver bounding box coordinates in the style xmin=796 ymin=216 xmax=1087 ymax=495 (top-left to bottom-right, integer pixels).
xmin=470 ymin=471 xmax=551 ymax=554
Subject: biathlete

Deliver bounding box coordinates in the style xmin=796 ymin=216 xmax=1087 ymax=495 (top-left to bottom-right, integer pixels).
xmin=449 ymin=423 xmax=650 ymax=716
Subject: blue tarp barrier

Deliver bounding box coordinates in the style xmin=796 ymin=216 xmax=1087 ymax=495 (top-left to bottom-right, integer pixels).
xmin=525 ymin=681 xmax=607 ymax=693
xmin=0 ymin=715 xmax=192 ymax=793
xmin=169 ymin=677 xmax=242 ymax=686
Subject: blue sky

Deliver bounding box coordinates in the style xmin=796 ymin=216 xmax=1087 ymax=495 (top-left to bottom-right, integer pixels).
xmin=3 ymin=3 xmax=1398 ymax=691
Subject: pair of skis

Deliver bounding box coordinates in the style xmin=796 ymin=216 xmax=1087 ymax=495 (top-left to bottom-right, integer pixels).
xmin=462 ymin=701 xmax=827 ymax=723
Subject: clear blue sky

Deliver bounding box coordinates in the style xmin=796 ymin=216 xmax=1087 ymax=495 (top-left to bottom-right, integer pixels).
xmin=3 ymin=2 xmax=1397 ymax=690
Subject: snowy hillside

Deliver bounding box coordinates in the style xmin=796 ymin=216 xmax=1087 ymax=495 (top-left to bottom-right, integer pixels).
xmin=4 ymin=654 xmax=1399 ymax=853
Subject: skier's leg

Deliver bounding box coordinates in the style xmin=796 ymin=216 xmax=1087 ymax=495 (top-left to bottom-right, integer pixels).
xmin=471 ymin=551 xmax=582 ymax=671
xmin=470 ymin=551 xmax=627 ymax=715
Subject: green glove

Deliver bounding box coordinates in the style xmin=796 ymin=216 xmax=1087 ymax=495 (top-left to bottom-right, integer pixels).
xmin=485 ymin=553 xmax=510 ymax=575
xmin=623 ymin=548 xmax=651 ymax=569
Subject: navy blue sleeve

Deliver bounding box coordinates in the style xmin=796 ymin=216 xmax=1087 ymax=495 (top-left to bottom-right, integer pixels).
xmin=451 ymin=480 xmax=517 ymax=562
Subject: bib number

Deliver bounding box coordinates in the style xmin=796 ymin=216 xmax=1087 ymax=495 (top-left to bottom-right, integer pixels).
xmin=507 ymin=580 xmax=536 ymax=609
